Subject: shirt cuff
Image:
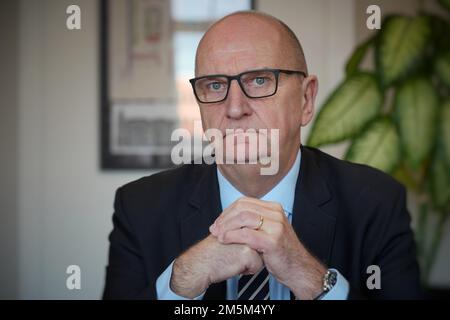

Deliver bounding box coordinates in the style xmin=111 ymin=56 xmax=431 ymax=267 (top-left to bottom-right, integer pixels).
xmin=319 ymin=268 xmax=349 ymax=300
xmin=156 ymin=260 xmax=206 ymax=300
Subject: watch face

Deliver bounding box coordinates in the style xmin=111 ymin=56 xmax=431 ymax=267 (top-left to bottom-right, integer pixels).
xmin=329 ymin=270 xmax=337 ymax=286
xmin=325 ymin=270 xmax=338 ymax=291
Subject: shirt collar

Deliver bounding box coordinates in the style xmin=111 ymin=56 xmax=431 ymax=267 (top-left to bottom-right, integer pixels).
xmin=217 ymin=150 xmax=301 ymax=216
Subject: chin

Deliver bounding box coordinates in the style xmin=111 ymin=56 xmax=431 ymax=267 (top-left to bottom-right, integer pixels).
xmin=222 ymin=149 xmax=269 ymax=165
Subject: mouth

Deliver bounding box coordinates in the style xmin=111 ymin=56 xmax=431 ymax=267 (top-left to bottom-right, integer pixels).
xmin=222 ymin=128 xmax=261 ymax=138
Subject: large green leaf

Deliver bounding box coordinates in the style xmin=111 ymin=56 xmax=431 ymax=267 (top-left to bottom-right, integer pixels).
xmin=434 ymin=51 xmax=450 ymax=87
xmin=307 ymin=73 xmax=382 ymax=147
xmin=345 ymin=118 xmax=401 ymax=173
xmin=345 ymin=36 xmax=374 ymax=77
xmin=439 ymin=0 xmax=450 ymax=12
xmin=441 ymin=100 xmax=450 ymax=168
xmin=394 ymin=77 xmax=439 ymax=169
xmin=376 ymin=15 xmax=430 ymax=87
xmin=430 ymin=149 xmax=450 ymax=210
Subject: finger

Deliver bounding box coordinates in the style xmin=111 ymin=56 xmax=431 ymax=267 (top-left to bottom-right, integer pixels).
xmin=211 ymin=207 xmax=274 ymax=236
xmin=213 ymin=199 xmax=284 ymax=230
xmin=236 ymin=197 xmax=284 ymax=215
xmin=211 ymin=210 xmax=262 ymax=236
xmin=218 ymin=215 xmax=283 ymax=240
xmin=226 ymin=197 xmax=283 ymax=221
xmin=243 ymin=263 xmax=264 ymax=276
xmin=220 ymin=227 xmax=272 ymax=253
xmin=244 ymin=197 xmax=285 ymax=212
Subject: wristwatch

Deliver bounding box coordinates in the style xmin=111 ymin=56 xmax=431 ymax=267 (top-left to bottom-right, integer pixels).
xmin=314 ymin=269 xmax=338 ymax=300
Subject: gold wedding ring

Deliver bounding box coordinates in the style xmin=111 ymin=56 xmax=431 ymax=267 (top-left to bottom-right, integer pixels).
xmin=255 ymin=215 xmax=264 ymax=230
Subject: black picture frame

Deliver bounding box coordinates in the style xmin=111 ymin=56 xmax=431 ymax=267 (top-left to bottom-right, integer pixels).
xmin=99 ymin=0 xmax=256 ymax=170
xmin=100 ymin=0 xmax=179 ymax=169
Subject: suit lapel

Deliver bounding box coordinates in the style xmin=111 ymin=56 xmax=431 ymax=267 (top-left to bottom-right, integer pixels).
xmin=291 ymin=146 xmax=337 ymax=266
xmin=179 ymin=163 xmax=226 ymax=299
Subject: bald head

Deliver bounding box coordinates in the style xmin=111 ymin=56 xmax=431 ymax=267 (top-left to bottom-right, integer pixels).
xmin=195 ymin=11 xmax=308 ymax=76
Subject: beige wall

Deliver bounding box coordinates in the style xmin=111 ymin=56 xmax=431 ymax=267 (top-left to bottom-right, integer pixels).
xmin=16 ymin=0 xmax=148 ymax=299
xmin=1 ymin=0 xmax=448 ymax=299
xmin=259 ymin=0 xmax=356 ymax=154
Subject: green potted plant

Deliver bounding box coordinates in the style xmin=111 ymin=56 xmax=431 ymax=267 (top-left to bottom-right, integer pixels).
xmin=307 ymin=0 xmax=450 ymax=286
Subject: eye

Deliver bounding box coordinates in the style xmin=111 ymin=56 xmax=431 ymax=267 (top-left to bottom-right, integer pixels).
xmin=208 ymin=82 xmax=224 ymax=90
xmin=254 ymin=77 xmax=265 ymax=85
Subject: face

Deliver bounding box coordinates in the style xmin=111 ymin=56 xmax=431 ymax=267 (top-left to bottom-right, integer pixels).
xmin=194 ymin=15 xmax=317 ymax=169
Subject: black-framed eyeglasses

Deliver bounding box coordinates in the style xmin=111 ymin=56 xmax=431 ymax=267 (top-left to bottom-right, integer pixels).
xmin=189 ymin=68 xmax=307 ymax=104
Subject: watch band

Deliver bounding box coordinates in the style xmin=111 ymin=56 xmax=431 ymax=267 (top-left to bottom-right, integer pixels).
xmin=314 ymin=269 xmax=338 ymax=300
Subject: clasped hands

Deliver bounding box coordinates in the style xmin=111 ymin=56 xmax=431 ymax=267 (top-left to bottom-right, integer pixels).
xmin=171 ymin=197 xmax=326 ymax=299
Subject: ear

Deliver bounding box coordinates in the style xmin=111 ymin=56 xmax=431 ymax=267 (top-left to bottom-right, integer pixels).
xmin=300 ymin=75 xmax=318 ymax=127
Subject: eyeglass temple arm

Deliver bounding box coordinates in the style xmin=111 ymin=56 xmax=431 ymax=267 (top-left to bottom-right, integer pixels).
xmin=279 ymin=69 xmax=307 ymax=77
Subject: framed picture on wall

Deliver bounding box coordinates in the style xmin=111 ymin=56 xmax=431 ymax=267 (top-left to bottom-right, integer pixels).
xmin=100 ymin=0 xmax=255 ymax=169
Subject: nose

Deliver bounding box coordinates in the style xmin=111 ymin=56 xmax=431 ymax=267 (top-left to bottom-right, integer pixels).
xmin=224 ymin=79 xmax=253 ymax=120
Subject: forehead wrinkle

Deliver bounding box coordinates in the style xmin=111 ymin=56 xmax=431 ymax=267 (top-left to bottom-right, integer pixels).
xmin=197 ymin=39 xmax=284 ymax=76
xmin=197 ymin=55 xmax=278 ymax=77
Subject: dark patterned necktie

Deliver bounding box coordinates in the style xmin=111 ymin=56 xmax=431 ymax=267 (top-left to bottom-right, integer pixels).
xmin=237 ymin=268 xmax=270 ymax=300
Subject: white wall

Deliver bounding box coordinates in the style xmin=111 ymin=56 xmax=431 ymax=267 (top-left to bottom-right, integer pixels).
xmin=17 ymin=0 xmax=148 ymax=299
xmin=6 ymin=0 xmax=448 ymax=299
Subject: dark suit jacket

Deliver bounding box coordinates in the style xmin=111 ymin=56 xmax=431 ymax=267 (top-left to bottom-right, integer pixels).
xmin=103 ymin=146 xmax=423 ymax=299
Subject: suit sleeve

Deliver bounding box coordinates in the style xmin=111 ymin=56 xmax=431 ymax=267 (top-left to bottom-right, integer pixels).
xmin=352 ymin=184 xmax=424 ymax=299
xmin=102 ymin=187 xmax=156 ymax=299
xmin=372 ymin=185 xmax=423 ymax=299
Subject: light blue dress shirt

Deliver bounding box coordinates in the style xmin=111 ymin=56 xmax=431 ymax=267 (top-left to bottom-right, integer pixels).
xmin=156 ymin=150 xmax=349 ymax=300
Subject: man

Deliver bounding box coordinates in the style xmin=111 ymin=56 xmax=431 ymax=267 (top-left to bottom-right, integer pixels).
xmin=103 ymin=11 xmax=422 ymax=300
